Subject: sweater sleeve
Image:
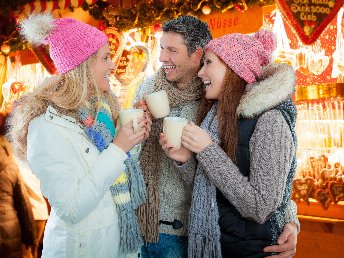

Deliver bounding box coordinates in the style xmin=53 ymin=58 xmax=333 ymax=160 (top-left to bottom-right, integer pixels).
xmin=197 ymin=110 xmax=295 ymax=224
xmin=174 ymin=155 xmax=198 ymax=187
xmin=27 ymin=116 xmax=128 ymax=224
xmin=285 ymin=200 xmax=300 ymax=232
xmin=133 ymin=75 xmax=155 ymax=104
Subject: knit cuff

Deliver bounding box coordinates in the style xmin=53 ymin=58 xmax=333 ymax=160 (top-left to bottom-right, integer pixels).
xmin=174 ymin=155 xmax=197 ymax=186
xmin=175 ymin=155 xmax=196 ymax=169
xmin=284 ymin=201 xmax=300 ymax=233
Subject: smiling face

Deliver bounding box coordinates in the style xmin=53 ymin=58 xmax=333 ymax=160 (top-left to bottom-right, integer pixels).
xmin=92 ymin=43 xmax=115 ymax=92
xmin=198 ymin=50 xmax=227 ymax=100
xmin=159 ymin=32 xmax=202 ymax=90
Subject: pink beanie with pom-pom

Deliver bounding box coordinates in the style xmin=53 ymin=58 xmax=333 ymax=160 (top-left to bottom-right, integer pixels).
xmin=20 ymin=13 xmax=108 ymax=74
xmin=204 ymin=30 xmax=276 ymax=83
xmin=47 ymin=18 xmax=108 ymax=74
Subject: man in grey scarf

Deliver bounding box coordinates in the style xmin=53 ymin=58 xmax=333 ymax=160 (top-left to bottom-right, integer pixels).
xmin=134 ymin=15 xmax=299 ymax=258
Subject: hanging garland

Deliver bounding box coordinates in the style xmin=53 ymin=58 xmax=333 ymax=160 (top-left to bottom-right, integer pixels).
xmin=104 ymin=0 xmax=273 ymax=31
xmin=0 ymin=0 xmax=109 ymax=54
xmin=0 ymin=0 xmax=33 ymax=17
xmin=0 ymin=0 xmax=272 ymax=54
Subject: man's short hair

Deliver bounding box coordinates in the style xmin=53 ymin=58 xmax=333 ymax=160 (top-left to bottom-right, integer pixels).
xmin=162 ymin=16 xmax=212 ymax=55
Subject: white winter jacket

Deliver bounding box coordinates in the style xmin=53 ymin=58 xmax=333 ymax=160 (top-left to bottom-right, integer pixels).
xmin=27 ymin=106 xmax=128 ymax=258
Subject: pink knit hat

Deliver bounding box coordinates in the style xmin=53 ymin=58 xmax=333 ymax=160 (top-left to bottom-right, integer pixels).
xmin=47 ymin=18 xmax=108 ymax=74
xmin=20 ymin=14 xmax=108 ymax=74
xmin=204 ymin=30 xmax=276 ymax=84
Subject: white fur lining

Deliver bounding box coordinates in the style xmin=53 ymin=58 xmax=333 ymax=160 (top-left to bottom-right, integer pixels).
xmin=20 ymin=13 xmax=55 ymax=46
xmin=237 ymin=63 xmax=295 ymax=118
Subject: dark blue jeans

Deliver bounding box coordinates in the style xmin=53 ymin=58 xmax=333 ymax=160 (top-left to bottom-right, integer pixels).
xmin=140 ymin=233 xmax=188 ymax=258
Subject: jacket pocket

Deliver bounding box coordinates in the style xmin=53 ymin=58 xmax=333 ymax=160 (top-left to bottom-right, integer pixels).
xmin=80 ymin=137 xmax=100 ymax=168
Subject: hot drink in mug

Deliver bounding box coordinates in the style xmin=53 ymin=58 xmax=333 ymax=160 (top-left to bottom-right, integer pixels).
xmin=163 ymin=116 xmax=188 ymax=148
xmin=144 ymin=90 xmax=170 ymax=119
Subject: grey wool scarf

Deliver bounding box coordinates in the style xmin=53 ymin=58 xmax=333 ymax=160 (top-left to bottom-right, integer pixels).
xmin=188 ymin=98 xmax=297 ymax=257
xmin=188 ymin=103 xmax=222 ymax=258
xmin=137 ymin=69 xmax=204 ymax=243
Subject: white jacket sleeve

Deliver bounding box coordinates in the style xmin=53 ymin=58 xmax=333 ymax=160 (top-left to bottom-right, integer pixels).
xmin=27 ymin=116 xmax=128 ymax=224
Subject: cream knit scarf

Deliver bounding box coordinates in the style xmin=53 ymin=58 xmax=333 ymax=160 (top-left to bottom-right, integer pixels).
xmin=137 ymin=69 xmax=204 ymax=243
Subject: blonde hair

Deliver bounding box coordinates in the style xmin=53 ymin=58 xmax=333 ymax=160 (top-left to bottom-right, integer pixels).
xmin=9 ymin=51 xmax=120 ymax=159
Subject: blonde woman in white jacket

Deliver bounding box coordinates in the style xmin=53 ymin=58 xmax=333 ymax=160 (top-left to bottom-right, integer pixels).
xmin=8 ymin=13 xmax=150 ymax=258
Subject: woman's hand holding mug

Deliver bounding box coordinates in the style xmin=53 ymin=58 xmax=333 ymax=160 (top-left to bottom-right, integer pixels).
xmin=159 ymin=133 xmax=192 ymax=163
xmin=181 ymin=122 xmax=213 ymax=153
xmin=113 ymin=117 xmax=147 ymax=153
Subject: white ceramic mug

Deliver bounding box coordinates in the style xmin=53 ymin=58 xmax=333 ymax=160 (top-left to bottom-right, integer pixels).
xmin=144 ymin=90 xmax=170 ymax=119
xmin=163 ymin=117 xmax=188 ymax=148
xmin=119 ymin=109 xmax=144 ymax=133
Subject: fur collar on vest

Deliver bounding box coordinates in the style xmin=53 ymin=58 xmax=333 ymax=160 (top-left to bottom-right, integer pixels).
xmin=237 ymin=63 xmax=295 ymax=118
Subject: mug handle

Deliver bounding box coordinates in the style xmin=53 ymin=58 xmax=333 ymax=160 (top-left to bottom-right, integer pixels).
xmin=132 ymin=117 xmax=139 ymax=133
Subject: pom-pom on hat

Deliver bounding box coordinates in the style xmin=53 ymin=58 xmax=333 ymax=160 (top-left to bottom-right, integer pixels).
xmin=204 ymin=30 xmax=276 ymax=84
xmin=20 ymin=13 xmax=108 ymax=74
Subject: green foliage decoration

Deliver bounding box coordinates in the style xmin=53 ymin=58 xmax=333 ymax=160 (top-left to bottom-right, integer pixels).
xmin=107 ymin=0 xmax=273 ymax=31
xmin=0 ymin=0 xmax=273 ymax=54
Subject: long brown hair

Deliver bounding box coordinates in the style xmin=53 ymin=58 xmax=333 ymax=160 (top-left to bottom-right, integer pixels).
xmin=197 ymin=67 xmax=246 ymax=162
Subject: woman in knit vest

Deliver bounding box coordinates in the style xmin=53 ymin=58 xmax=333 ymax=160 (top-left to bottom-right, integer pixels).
xmin=160 ymin=30 xmax=298 ymax=257
xmin=8 ymin=13 xmax=150 ymax=257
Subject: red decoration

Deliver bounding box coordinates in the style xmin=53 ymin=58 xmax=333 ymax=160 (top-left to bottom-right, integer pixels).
xmin=30 ymin=45 xmax=57 ymax=75
xmin=153 ymin=23 xmax=161 ymax=32
xmin=10 ymin=82 xmax=24 ymax=94
xmin=114 ymin=43 xmax=150 ymax=86
xmin=234 ymin=4 xmax=244 ymax=12
xmin=16 ymin=0 xmax=98 ymax=17
xmin=97 ymin=20 xmax=106 ymax=31
xmin=105 ymin=27 xmax=125 ymax=64
xmin=276 ymin=0 xmax=343 ymax=44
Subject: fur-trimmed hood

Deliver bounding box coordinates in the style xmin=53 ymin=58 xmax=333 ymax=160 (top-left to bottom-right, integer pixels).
xmin=7 ymin=93 xmax=50 ymax=160
xmin=237 ymin=63 xmax=295 ymax=118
